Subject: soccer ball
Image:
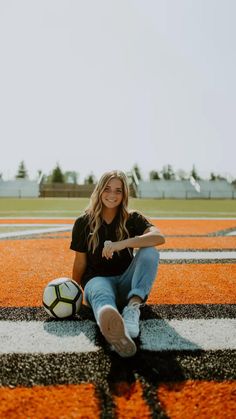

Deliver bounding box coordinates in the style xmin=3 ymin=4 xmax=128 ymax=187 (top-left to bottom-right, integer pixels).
xmin=42 ymin=277 xmax=83 ymax=319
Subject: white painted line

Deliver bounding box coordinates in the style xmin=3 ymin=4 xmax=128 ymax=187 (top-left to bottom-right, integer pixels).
xmin=0 ymin=226 xmax=71 ymax=239
xmin=0 ymin=223 xmax=71 ymax=227
xmin=160 ymin=251 xmax=236 ymax=260
xmin=140 ymin=318 xmax=236 ymax=351
xmin=0 ymin=217 xmax=76 ymax=219
xmin=0 ymin=320 xmax=99 ymax=354
xmin=0 ymin=318 xmax=236 ymax=353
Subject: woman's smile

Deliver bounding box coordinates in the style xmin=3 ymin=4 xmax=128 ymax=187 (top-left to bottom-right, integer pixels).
xmin=102 ymin=178 xmax=123 ymax=208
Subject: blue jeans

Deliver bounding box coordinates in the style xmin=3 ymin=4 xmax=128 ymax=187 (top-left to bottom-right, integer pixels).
xmin=84 ymin=247 xmax=159 ymax=323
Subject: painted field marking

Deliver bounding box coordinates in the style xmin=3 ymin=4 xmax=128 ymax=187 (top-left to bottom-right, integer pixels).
xmin=0 ymin=223 xmax=70 ymax=227
xmin=0 ymin=225 xmax=71 ymax=239
xmin=0 ymin=318 xmax=236 ymax=353
xmin=1 ymin=226 xmax=235 ymax=261
xmin=160 ymin=251 xmax=236 ymax=260
xmin=0 ymin=216 xmax=76 ymax=219
xmin=140 ymin=318 xmax=236 ymax=351
xmin=0 ymin=320 xmax=98 ymax=354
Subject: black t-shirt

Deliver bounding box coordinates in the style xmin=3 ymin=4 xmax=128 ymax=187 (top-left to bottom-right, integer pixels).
xmin=70 ymin=211 xmax=153 ymax=288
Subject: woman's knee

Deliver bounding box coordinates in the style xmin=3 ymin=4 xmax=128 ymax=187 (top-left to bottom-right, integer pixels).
xmin=84 ymin=276 xmax=116 ymax=305
xmin=136 ymin=247 xmax=159 ymax=263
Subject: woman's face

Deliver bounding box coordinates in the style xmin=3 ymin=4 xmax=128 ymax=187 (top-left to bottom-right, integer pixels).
xmin=101 ymin=178 xmax=123 ymax=210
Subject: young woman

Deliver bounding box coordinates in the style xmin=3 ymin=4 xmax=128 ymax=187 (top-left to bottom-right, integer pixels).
xmin=70 ymin=170 xmax=165 ymax=357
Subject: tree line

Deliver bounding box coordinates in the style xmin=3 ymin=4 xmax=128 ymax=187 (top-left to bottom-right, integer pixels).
xmin=13 ymin=161 xmax=95 ymax=184
xmin=8 ymin=161 xmax=234 ymax=184
xmin=132 ymin=164 xmax=230 ymax=182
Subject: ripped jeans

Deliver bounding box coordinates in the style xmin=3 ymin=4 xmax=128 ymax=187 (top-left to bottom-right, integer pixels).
xmin=84 ymin=247 xmax=159 ymax=323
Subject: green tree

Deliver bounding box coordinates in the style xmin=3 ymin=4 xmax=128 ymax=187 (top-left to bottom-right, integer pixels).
xmin=162 ymin=164 xmax=175 ymax=180
xmin=51 ymin=163 xmax=64 ymax=183
xmin=16 ymin=161 xmax=28 ymax=179
xmin=64 ymin=171 xmax=79 ymax=184
xmin=190 ymin=165 xmax=201 ymax=180
xmin=84 ymin=173 xmax=96 ymax=184
xmin=149 ymin=170 xmax=160 ymax=180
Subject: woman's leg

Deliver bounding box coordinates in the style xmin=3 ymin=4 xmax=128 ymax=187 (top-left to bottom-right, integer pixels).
xmin=117 ymin=247 xmax=160 ymax=306
xmin=117 ymin=247 xmax=159 ymax=338
xmin=83 ymin=276 xmax=117 ymax=322
xmin=84 ymin=275 xmax=137 ymax=357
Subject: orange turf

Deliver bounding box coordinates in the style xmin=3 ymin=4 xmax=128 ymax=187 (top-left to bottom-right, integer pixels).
xmin=148 ymin=264 xmax=236 ymax=304
xmin=1 ymin=218 xmax=235 ymax=235
xmin=0 ymin=381 xmax=235 ymax=419
xmin=113 ymin=381 xmax=151 ymax=418
xmin=152 ymin=219 xmax=236 ymax=235
xmin=0 ymin=384 xmax=100 ymax=419
xmin=0 ymin=238 xmax=73 ymax=306
xmin=0 ymin=236 xmax=235 ymax=306
xmin=163 ymin=236 xmax=236 ymax=249
xmin=158 ymin=380 xmax=236 ymax=419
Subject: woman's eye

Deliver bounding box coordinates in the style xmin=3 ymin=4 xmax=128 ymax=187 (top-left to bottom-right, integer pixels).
xmin=103 ymin=187 xmax=122 ymax=194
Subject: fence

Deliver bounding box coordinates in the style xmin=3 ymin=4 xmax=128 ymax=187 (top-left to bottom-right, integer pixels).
xmin=40 ymin=183 xmax=95 ymax=198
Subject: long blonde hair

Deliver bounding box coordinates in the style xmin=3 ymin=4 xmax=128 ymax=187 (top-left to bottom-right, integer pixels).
xmin=85 ymin=170 xmax=130 ymax=253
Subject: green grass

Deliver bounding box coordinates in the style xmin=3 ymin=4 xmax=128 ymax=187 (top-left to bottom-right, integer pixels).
xmin=0 ymin=198 xmax=235 ymax=218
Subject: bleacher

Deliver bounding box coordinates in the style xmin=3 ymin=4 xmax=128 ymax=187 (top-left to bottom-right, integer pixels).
xmin=137 ymin=180 xmax=235 ymax=199
xmin=197 ymin=180 xmax=234 ymax=198
xmin=0 ymin=179 xmax=40 ymax=198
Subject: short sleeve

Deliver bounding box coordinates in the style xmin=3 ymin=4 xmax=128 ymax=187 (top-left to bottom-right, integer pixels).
xmin=127 ymin=211 xmax=153 ymax=237
xmin=70 ymin=215 xmax=89 ymax=252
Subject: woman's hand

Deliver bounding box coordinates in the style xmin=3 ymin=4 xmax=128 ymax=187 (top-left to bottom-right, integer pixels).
xmin=102 ymin=240 xmax=124 ymax=259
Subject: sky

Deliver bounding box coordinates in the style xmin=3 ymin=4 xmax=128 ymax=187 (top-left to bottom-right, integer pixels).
xmin=0 ymin=0 xmax=235 ymax=182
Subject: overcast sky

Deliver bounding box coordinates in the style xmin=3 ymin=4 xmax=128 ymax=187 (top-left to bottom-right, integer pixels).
xmin=0 ymin=0 xmax=235 ymax=182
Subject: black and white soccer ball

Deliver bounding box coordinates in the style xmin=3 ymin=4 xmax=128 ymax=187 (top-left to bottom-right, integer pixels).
xmin=42 ymin=277 xmax=83 ymax=319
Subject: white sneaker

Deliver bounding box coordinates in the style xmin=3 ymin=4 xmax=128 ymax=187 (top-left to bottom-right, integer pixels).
xmin=97 ymin=305 xmax=137 ymax=358
xmin=122 ymin=304 xmax=141 ymax=338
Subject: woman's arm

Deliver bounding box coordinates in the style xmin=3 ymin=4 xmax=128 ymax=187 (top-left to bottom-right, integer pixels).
xmin=124 ymin=225 xmax=165 ymax=248
xmin=72 ymin=251 xmax=87 ymax=285
xmin=102 ymin=226 xmax=165 ymax=259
